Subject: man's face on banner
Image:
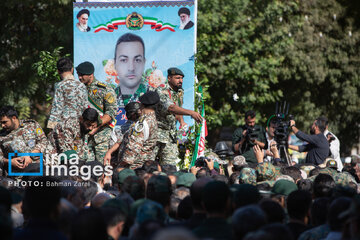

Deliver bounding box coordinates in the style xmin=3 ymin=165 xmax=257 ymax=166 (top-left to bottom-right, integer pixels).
xmin=78 ymin=13 xmax=89 ymax=27
xmin=180 ymin=13 xmax=190 ymax=24
xmin=115 ymin=41 xmax=145 ymax=90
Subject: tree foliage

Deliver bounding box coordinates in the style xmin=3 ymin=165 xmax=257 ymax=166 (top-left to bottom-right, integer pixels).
xmin=197 ymin=0 xmax=360 ymax=153
xmin=0 ymin=0 xmax=72 ymax=122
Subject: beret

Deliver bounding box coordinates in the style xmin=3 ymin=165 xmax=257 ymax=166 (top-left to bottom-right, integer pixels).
xmin=77 ymin=9 xmax=90 ymax=19
xmin=178 ymin=7 xmax=190 ymax=16
xmin=76 ymin=61 xmax=95 ymax=75
xmin=139 ymin=91 xmax=160 ymax=105
xmin=167 ymin=67 xmax=184 ymax=77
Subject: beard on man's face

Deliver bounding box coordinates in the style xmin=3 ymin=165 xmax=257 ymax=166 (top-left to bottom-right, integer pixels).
xmin=80 ymin=123 xmax=90 ymax=135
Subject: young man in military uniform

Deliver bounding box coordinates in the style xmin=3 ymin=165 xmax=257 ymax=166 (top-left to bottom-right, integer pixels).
xmin=48 ymin=108 xmax=99 ymax=163
xmin=47 ymin=57 xmax=88 ymax=129
xmin=76 ymin=61 xmax=118 ymax=164
xmin=0 ymin=106 xmax=48 ymax=173
xmin=116 ymin=91 xmax=160 ymax=169
xmin=153 ymin=67 xmax=202 ymax=166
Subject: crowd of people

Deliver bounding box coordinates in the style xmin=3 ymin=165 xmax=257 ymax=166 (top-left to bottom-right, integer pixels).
xmin=0 ymin=56 xmax=360 ymax=240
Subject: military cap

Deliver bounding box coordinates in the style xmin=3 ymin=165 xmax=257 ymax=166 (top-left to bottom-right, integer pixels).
xmin=76 ymin=61 xmax=95 ymax=75
xmin=117 ymin=168 xmax=136 ymax=185
xmin=178 ymin=7 xmax=190 ymax=16
xmin=167 ymin=67 xmax=184 ymax=77
xmin=233 ymin=155 xmax=247 ymax=167
xmin=319 ymin=167 xmax=337 ymax=177
xmin=77 ymin=9 xmax=90 ymax=19
xmin=139 ymin=91 xmax=160 ymax=105
xmin=256 ymin=162 xmax=277 ymax=181
xmin=271 ymin=179 xmax=298 ymax=196
xmin=176 ymin=173 xmax=196 ymax=188
xmin=125 ymin=101 xmax=141 ymax=113
xmin=334 ymin=172 xmax=357 ymax=187
xmin=239 ymin=168 xmax=257 ymax=186
xmin=275 ymin=174 xmax=295 ymax=183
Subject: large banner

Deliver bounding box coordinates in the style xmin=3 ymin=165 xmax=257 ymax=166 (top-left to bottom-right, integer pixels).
xmin=73 ymin=0 xmax=196 ymax=127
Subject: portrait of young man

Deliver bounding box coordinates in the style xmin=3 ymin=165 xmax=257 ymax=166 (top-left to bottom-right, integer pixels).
xmin=114 ymin=33 xmax=148 ymax=108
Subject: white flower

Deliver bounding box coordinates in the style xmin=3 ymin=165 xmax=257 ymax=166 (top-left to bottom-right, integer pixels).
xmin=233 ymin=93 xmax=239 ymax=101
xmin=279 ymin=17 xmax=283 ymax=22
xmin=288 ymin=32 xmax=292 ymax=37
xmin=305 ymin=15 xmax=308 ymax=21
xmin=333 ymin=14 xmax=336 ymax=20
xmin=349 ymin=31 xmax=352 ymax=37
xmin=319 ymin=32 xmax=323 ymax=38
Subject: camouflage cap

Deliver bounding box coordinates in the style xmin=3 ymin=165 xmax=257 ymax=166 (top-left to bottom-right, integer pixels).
xmin=300 ymin=165 xmax=316 ymax=177
xmin=233 ymin=155 xmax=247 ymax=167
xmin=271 ymin=179 xmax=298 ymax=196
xmin=238 ymin=167 xmax=257 ymax=186
xmin=135 ymin=200 xmax=167 ymax=224
xmin=167 ymin=67 xmax=184 ymax=77
xmin=334 ymin=172 xmax=357 ymax=187
xmin=76 ymin=61 xmax=94 ymax=75
xmin=256 ymin=162 xmax=277 ymax=181
xmin=176 ymin=172 xmax=196 ymax=188
xmin=319 ymin=167 xmax=337 ymax=177
xmin=117 ymin=168 xmax=136 ymax=185
xmin=275 ymin=174 xmax=295 ymax=183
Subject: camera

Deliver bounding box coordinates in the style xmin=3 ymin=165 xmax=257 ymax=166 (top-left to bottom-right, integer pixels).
xmin=244 ymin=125 xmax=260 ymax=142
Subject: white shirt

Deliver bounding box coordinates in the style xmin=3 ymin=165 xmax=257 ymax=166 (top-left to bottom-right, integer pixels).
xmin=324 ymin=130 xmax=343 ymax=171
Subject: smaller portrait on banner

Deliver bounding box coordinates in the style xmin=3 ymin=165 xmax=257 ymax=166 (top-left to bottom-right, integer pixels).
xmin=178 ymin=7 xmax=194 ymax=30
xmin=76 ymin=9 xmax=91 ymax=32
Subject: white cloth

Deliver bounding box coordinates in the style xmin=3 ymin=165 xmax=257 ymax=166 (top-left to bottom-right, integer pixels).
xmin=324 ymin=130 xmax=343 ymax=171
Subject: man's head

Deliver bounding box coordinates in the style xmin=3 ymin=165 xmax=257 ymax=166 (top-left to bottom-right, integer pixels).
xmin=245 ymin=110 xmax=256 ymax=127
xmin=76 ymin=61 xmax=95 ymax=86
xmin=125 ymin=102 xmax=142 ymax=121
xmin=0 ymin=106 xmax=19 ymax=133
xmin=311 ymin=117 xmax=327 ymax=134
xmin=266 ymin=119 xmax=277 ymax=139
xmin=178 ymin=7 xmax=191 ymax=24
xmin=57 ymin=57 xmax=73 ymax=75
xmin=80 ymin=108 xmax=99 ymax=134
xmin=114 ymin=33 xmax=145 ymax=91
xmin=77 ymin=9 xmax=90 ymax=29
xmin=139 ymin=91 xmax=160 ymax=110
xmin=167 ymin=68 xmax=184 ymax=92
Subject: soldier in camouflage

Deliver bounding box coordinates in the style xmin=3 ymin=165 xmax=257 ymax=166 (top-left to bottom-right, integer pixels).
xmin=105 ymin=101 xmax=142 ymax=167
xmin=118 ymin=91 xmax=159 ymax=169
xmin=76 ymin=61 xmax=118 ymax=164
xmin=0 ymin=106 xmax=48 ymax=173
xmin=153 ymin=67 xmax=202 ymax=166
xmin=47 ymin=57 xmax=88 ymax=129
xmin=48 ymin=108 xmax=99 ymax=163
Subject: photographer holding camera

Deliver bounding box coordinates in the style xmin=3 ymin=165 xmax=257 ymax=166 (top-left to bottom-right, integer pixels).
xmin=288 ymin=117 xmax=329 ymax=165
xmin=232 ymin=110 xmax=267 ymax=163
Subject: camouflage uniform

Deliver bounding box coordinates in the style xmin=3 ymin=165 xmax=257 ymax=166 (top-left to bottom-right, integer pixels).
xmin=120 ymin=111 xmax=158 ymax=170
xmin=153 ymin=83 xmax=184 ymax=165
xmin=256 ymin=162 xmax=278 ymax=182
xmin=0 ymin=119 xmax=49 ymax=168
xmin=86 ymin=78 xmax=117 ymax=163
xmin=115 ymin=82 xmax=148 ymax=108
xmin=239 ymin=167 xmax=257 ymax=185
xmin=47 ymin=75 xmax=88 ymax=129
xmin=48 ymin=117 xmax=93 ymax=162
